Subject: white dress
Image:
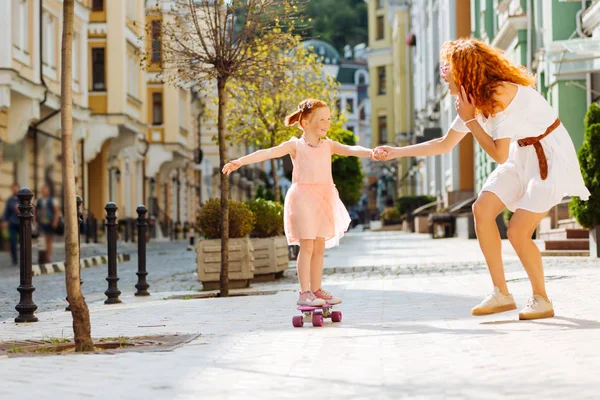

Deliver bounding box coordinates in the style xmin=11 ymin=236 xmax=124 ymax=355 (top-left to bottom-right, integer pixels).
xmin=451 ymin=84 xmax=590 ymax=213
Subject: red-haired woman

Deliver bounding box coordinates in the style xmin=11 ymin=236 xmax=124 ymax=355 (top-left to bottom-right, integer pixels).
xmin=375 ymin=38 xmax=590 ymax=320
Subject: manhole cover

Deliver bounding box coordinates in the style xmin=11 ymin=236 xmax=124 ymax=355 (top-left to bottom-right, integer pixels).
xmin=0 ymin=333 xmax=199 ymax=358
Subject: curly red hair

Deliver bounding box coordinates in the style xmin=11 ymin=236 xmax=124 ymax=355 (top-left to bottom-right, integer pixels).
xmin=440 ymin=38 xmax=536 ymax=118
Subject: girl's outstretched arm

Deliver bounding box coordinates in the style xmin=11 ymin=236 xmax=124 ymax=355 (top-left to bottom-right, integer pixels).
xmin=374 ymin=129 xmax=467 ymax=161
xmin=222 ymin=140 xmax=295 ymax=176
xmin=330 ymin=140 xmax=373 ymax=158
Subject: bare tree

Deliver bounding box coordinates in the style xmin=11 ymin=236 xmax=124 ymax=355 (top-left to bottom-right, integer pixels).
xmin=61 ymin=0 xmax=93 ymax=351
xmin=156 ymin=0 xmax=307 ymax=296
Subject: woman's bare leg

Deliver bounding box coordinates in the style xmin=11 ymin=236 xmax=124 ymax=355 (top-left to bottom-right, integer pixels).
xmin=472 ymin=191 xmax=510 ymax=294
xmin=297 ymin=239 xmax=314 ymax=292
xmin=310 ymin=238 xmax=326 ymax=291
xmin=507 ymin=209 xmax=549 ymax=300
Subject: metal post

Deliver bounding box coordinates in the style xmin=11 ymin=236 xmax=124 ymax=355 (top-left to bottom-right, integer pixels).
xmin=104 ymin=202 xmax=121 ymax=304
xmin=15 ymin=188 xmax=38 ymax=323
xmin=135 ymin=205 xmax=150 ymax=296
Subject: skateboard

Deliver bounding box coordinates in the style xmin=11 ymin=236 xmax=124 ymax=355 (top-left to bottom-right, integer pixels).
xmin=292 ymin=304 xmax=342 ymax=327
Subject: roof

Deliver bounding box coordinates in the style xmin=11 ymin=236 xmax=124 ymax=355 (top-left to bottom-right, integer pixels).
xmin=302 ymin=40 xmax=342 ymax=65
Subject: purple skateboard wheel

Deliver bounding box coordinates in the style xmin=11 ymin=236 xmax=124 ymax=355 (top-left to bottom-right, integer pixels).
xmin=312 ymin=313 xmax=324 ymax=327
xmin=292 ymin=315 xmax=304 ymax=328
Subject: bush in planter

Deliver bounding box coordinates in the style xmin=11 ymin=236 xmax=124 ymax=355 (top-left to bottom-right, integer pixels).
xmin=198 ymin=198 xmax=255 ymax=239
xmin=382 ymin=207 xmax=402 ymax=225
xmin=570 ymin=103 xmax=600 ymax=230
xmin=246 ymin=199 xmax=284 ymax=238
xmin=396 ymin=195 xmax=437 ymax=218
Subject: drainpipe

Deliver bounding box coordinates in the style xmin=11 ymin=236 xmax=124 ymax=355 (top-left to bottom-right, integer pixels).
xmin=526 ymin=0 xmax=532 ymax=72
xmin=576 ymin=0 xmax=590 ymax=38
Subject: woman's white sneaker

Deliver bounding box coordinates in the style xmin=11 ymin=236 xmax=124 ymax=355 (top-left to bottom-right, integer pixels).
xmin=472 ymin=287 xmax=517 ymax=316
xmin=519 ymin=295 xmax=554 ymax=320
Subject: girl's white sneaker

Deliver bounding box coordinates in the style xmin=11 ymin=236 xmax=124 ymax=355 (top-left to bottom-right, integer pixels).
xmin=472 ymin=286 xmax=517 ymax=316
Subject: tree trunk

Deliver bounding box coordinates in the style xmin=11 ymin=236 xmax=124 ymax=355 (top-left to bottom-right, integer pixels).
xmin=270 ymin=132 xmax=280 ymax=203
xmin=217 ymin=77 xmax=229 ymax=297
xmin=61 ymin=0 xmax=93 ymax=351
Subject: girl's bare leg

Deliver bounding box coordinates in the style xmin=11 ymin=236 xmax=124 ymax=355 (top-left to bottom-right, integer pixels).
xmin=310 ymin=238 xmax=326 ymax=291
xmin=297 ymin=239 xmax=314 ymax=292
xmin=472 ymin=191 xmax=510 ymax=294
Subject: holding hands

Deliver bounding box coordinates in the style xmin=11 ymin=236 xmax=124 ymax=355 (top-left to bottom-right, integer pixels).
xmin=370 ymin=146 xmax=395 ymax=161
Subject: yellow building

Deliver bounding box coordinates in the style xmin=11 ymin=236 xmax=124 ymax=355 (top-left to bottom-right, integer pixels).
xmin=366 ymin=0 xmax=413 ymax=210
xmin=0 ymin=0 xmax=90 ymax=208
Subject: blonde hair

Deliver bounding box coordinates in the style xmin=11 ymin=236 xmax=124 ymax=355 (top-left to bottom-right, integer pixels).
xmin=284 ymin=99 xmax=328 ymax=128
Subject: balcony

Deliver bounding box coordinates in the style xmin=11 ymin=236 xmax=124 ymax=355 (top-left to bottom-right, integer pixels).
xmin=491 ymin=0 xmax=527 ymax=51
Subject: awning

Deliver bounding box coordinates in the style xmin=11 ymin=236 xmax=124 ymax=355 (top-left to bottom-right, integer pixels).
xmin=547 ymin=37 xmax=600 ymax=76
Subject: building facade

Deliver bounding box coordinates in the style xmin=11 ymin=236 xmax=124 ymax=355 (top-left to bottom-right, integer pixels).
xmin=366 ymin=0 xmax=413 ymax=211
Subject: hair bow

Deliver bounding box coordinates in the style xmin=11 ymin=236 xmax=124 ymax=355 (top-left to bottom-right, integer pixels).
xmin=298 ymin=102 xmax=312 ymax=113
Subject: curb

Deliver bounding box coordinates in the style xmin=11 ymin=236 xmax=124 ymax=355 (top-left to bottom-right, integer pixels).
xmin=32 ymin=253 xmax=131 ymax=277
xmin=282 ymin=261 xmax=491 ymax=278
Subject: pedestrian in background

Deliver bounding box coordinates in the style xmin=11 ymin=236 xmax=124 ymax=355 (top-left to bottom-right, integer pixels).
xmin=2 ymin=183 xmax=21 ymax=266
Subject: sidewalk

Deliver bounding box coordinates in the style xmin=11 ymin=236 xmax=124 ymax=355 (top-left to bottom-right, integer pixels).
xmin=1 ymin=258 xmax=599 ymax=399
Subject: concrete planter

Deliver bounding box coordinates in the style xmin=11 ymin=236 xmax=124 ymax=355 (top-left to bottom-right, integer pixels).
xmin=455 ymin=213 xmax=476 ymax=239
xmin=196 ymin=237 xmax=255 ymax=290
xmin=251 ymin=236 xmax=289 ymax=282
xmin=414 ymin=216 xmax=429 ymax=234
xmin=591 ymin=226 xmax=600 ymax=258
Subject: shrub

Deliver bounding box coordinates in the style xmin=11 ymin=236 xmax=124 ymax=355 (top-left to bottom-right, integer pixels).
xmin=396 ymin=195 xmax=436 ymax=218
xmin=570 ymin=103 xmax=600 ymax=229
xmin=246 ymin=199 xmax=284 ymax=238
xmin=198 ymin=198 xmax=255 ymax=239
xmin=381 ymin=207 xmax=402 ymax=225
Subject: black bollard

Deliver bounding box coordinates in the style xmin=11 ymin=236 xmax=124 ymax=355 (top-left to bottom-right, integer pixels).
xmin=15 ymin=188 xmax=38 ymax=323
xmin=66 ymin=196 xmax=84 ymax=311
xmin=104 ymin=202 xmax=122 ymax=304
xmin=135 ymin=205 xmax=150 ymax=296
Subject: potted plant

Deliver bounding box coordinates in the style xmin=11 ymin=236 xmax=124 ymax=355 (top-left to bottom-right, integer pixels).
xmin=246 ymin=198 xmax=288 ymax=281
xmin=570 ymin=103 xmax=600 ymax=257
xmin=196 ymin=198 xmax=256 ymax=289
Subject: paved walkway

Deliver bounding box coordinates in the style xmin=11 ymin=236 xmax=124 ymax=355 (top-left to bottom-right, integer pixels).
xmin=1 ymin=256 xmax=599 ymax=399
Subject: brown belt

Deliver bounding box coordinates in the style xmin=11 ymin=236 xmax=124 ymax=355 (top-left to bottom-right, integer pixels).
xmin=517 ymin=118 xmax=560 ymax=180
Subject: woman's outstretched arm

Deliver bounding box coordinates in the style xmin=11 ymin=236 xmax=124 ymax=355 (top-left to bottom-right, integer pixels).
xmin=375 ymin=129 xmax=467 ymax=160
xmin=222 ymin=140 xmax=295 ymax=176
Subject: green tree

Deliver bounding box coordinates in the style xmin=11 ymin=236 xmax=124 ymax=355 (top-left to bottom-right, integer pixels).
xmin=329 ymin=123 xmax=364 ymax=206
xmin=570 ymin=103 xmax=600 ymax=229
xmin=304 ymin=0 xmax=368 ymax=53
xmin=157 ymin=0 xmax=306 ymax=296
xmin=226 ymin=37 xmax=339 ymax=202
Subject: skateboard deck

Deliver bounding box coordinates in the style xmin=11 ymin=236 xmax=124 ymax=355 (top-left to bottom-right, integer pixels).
xmin=292 ymin=303 xmax=342 ymax=327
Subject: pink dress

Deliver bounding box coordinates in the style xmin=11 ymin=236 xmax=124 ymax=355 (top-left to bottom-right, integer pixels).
xmin=284 ymin=137 xmax=351 ymax=249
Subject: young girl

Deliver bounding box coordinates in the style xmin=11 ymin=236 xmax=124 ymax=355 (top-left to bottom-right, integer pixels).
xmin=374 ymin=38 xmax=590 ymax=320
xmin=222 ymin=99 xmax=374 ymax=306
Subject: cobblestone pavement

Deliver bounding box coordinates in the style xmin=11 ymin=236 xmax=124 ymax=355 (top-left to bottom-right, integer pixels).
xmin=1 ymin=259 xmax=599 ymax=399
xmin=0 ymin=240 xmax=196 ymax=322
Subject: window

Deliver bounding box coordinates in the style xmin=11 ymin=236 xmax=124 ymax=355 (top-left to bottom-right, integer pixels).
xmin=347 ymin=98 xmax=354 ymax=114
xmin=92 ymin=48 xmax=106 ymax=91
xmin=127 ymin=47 xmax=139 ymax=98
xmin=42 ymin=11 xmax=56 ymax=70
xmin=152 ymin=93 xmax=163 ymax=125
xmin=12 ymin=0 xmax=30 ymax=61
xmin=377 ymin=66 xmax=386 ymax=95
xmin=378 ymin=116 xmax=387 ymax=144
xmin=376 ymin=16 xmax=384 ymax=40
xmin=151 ymin=20 xmax=162 ymax=63
xmin=376 ymin=0 xmax=384 ymax=9
xmin=92 ymin=0 xmax=104 ymax=12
